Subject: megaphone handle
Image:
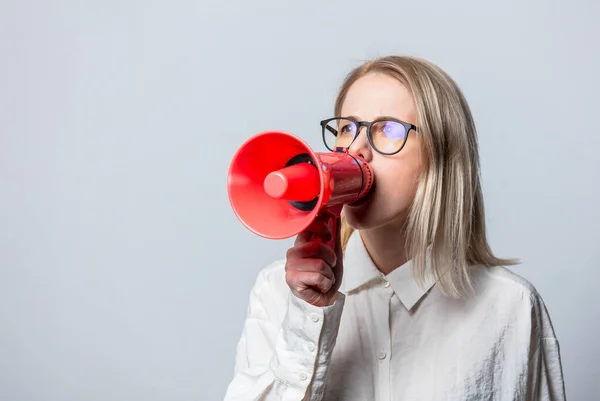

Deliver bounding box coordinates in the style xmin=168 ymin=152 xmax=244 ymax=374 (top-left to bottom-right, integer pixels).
xmin=322 ymin=214 xmax=336 ymax=252
xmin=308 ymin=207 xmax=341 ymax=293
xmin=322 ymin=205 xmax=343 ymax=252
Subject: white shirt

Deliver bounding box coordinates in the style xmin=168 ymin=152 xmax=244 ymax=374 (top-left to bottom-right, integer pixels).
xmin=224 ymin=231 xmax=566 ymax=400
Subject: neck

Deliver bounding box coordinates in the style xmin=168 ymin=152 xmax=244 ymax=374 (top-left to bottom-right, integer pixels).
xmin=359 ymin=219 xmax=410 ymax=275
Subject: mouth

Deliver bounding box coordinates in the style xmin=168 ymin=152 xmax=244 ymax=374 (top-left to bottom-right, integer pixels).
xmin=348 ymin=181 xmax=376 ymax=208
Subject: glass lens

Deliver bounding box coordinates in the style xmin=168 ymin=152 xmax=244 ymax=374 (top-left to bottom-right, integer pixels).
xmin=371 ymin=120 xmax=407 ymax=154
xmin=323 ymin=118 xmax=357 ymax=151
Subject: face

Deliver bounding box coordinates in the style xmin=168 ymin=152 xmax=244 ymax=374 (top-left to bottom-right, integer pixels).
xmin=339 ymin=73 xmax=424 ymax=231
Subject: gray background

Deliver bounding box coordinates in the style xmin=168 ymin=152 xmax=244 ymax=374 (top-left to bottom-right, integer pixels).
xmin=1 ymin=0 xmax=598 ymax=400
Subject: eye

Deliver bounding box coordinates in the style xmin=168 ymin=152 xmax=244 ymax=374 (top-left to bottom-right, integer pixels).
xmin=381 ymin=121 xmax=406 ymax=140
xmin=340 ymin=123 xmax=356 ymax=135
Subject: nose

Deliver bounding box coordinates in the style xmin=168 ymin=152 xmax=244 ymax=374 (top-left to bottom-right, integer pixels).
xmin=347 ymin=126 xmax=373 ymax=162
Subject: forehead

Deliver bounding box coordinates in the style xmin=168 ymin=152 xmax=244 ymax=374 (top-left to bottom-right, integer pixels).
xmin=340 ymin=73 xmax=416 ymax=123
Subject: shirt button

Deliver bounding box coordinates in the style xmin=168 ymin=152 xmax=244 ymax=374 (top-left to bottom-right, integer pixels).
xmin=307 ymin=342 xmax=316 ymax=352
xmin=378 ymin=351 xmax=387 ymax=360
xmin=383 ymin=280 xmax=390 ymax=288
xmin=299 ymin=372 xmax=308 ymax=381
xmin=310 ymin=314 xmax=320 ymax=323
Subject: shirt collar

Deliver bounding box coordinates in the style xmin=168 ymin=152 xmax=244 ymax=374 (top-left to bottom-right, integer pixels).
xmin=340 ymin=230 xmax=439 ymax=311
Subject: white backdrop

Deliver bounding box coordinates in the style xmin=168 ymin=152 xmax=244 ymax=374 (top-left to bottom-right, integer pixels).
xmin=1 ymin=1 xmax=598 ymax=400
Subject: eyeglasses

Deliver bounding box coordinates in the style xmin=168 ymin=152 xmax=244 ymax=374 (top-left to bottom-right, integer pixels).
xmin=320 ymin=117 xmax=418 ymax=155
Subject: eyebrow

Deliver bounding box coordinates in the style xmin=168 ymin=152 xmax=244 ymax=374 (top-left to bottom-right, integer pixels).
xmin=344 ymin=115 xmax=403 ymax=122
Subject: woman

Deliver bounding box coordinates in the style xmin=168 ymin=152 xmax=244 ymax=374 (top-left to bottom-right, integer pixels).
xmin=223 ymin=55 xmax=566 ymax=400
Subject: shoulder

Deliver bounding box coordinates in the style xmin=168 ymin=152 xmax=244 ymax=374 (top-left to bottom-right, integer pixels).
xmin=469 ymin=265 xmax=558 ymax=338
xmin=469 ymin=264 xmax=542 ymax=302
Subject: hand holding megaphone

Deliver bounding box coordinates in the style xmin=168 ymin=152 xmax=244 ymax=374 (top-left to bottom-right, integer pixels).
xmin=227 ymin=130 xmax=374 ymax=306
xmin=284 ymin=213 xmax=343 ymax=306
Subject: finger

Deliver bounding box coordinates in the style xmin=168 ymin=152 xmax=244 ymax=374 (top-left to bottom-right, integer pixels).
xmin=292 ymin=259 xmax=335 ymax=281
xmin=294 ymin=240 xmax=337 ymax=267
xmin=296 ymin=272 xmax=335 ymax=294
xmin=293 ymin=215 xmax=334 ymax=248
xmin=305 ymin=216 xmax=332 ymax=242
xmin=293 ymin=229 xmax=313 ymax=247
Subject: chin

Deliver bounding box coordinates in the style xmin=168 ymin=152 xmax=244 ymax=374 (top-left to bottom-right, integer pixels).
xmin=343 ymin=205 xmax=388 ymax=232
xmin=342 ymin=195 xmax=409 ymax=232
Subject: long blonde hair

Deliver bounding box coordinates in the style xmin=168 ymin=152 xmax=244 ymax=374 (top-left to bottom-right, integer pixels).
xmin=335 ymin=55 xmax=518 ymax=298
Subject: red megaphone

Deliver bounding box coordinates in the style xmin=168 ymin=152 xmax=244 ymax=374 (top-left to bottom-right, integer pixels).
xmin=227 ymin=131 xmax=374 ymax=249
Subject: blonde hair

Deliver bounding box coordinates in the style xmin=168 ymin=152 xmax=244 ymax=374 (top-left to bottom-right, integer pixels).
xmin=335 ymin=55 xmax=518 ymax=298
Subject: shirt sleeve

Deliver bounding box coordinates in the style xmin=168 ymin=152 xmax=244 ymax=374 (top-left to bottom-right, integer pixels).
xmin=223 ymin=264 xmax=346 ymax=401
xmin=527 ymin=293 xmax=567 ymax=400
xmin=528 ymin=338 xmax=567 ymax=400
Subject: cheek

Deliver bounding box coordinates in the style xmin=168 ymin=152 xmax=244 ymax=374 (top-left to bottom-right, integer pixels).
xmin=380 ymin=168 xmax=418 ymax=200
xmin=376 ymin=154 xmax=423 ymax=206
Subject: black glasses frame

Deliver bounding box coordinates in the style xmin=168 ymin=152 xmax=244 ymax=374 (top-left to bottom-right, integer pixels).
xmin=319 ymin=117 xmax=418 ymax=155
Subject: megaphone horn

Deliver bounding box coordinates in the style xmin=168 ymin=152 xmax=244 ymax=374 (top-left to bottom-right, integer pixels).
xmin=227 ymin=131 xmax=374 ymax=250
